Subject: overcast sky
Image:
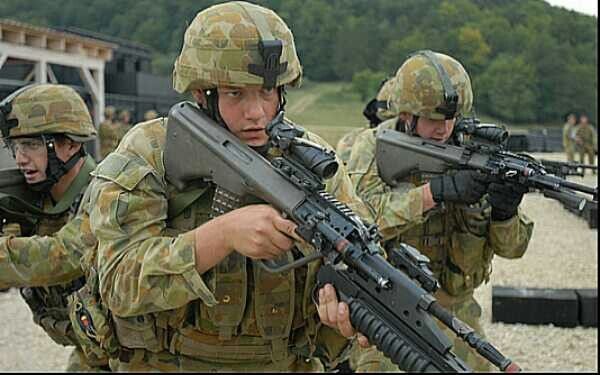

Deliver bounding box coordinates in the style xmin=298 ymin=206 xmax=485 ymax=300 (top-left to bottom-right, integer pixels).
xmin=544 ymin=0 xmax=597 ymax=16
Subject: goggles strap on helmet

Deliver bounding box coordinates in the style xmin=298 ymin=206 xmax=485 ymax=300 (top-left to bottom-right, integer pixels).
xmin=412 ymin=50 xmax=458 ymax=120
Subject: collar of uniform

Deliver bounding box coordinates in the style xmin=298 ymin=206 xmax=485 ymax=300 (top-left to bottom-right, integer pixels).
xmin=44 ymin=154 xmax=96 ymax=215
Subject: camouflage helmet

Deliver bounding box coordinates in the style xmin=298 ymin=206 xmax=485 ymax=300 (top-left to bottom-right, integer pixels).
xmin=390 ymin=50 xmax=473 ymax=121
xmin=1 ymin=84 xmax=96 ymax=142
xmin=104 ymin=105 xmax=116 ymax=118
xmin=173 ymin=1 xmax=302 ymax=93
xmin=144 ymin=109 xmax=158 ymax=121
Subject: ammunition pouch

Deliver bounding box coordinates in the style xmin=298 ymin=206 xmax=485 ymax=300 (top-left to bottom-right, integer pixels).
xmin=20 ymin=277 xmax=85 ymax=348
xmin=442 ymin=231 xmax=491 ymax=297
xmin=68 ymin=282 xmax=120 ymax=365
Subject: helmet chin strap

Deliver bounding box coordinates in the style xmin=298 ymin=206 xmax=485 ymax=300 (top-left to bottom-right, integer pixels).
xmin=29 ymin=136 xmax=86 ymax=193
xmin=397 ymin=115 xmax=419 ymax=136
xmin=201 ymin=87 xmax=287 ymax=156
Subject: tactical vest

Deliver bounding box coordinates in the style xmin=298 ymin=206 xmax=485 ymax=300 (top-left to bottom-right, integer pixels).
xmin=18 ymin=156 xmax=96 ymax=350
xmin=99 ymin=154 xmax=322 ymax=367
xmin=385 ymin=172 xmax=494 ymax=300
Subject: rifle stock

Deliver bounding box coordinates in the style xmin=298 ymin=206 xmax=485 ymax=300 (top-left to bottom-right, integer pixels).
xmin=0 ymin=168 xmax=46 ymax=236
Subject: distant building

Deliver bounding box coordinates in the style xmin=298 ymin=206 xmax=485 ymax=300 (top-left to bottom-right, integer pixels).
xmin=0 ymin=19 xmax=182 ymax=159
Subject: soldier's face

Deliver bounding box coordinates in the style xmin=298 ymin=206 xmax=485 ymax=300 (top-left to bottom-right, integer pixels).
xmin=414 ymin=116 xmax=455 ymax=143
xmin=217 ymin=85 xmax=279 ymax=147
xmin=13 ymin=136 xmax=80 ymax=184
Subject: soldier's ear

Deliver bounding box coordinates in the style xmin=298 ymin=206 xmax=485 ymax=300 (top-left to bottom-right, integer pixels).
xmin=191 ymin=90 xmax=207 ymax=108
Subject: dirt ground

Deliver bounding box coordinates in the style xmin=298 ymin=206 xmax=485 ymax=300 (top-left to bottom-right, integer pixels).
xmin=0 ymin=153 xmax=597 ymax=372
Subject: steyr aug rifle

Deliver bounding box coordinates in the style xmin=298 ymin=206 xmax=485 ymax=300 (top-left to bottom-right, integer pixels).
xmin=163 ymin=102 xmax=520 ymax=373
xmin=376 ymin=117 xmax=597 ymax=214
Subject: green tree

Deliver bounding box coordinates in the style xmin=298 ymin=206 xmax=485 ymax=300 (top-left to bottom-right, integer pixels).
xmin=351 ymin=69 xmax=387 ymax=102
xmin=476 ymin=54 xmax=539 ymax=122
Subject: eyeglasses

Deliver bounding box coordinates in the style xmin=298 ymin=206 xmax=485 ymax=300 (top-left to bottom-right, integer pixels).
xmin=5 ymin=136 xmax=46 ymax=156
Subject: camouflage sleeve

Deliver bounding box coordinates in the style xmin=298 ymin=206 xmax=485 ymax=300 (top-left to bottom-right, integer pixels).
xmin=346 ymin=128 xmax=427 ymax=240
xmin=88 ymin=122 xmax=217 ymax=318
xmin=488 ymin=208 xmax=534 ymax=259
xmin=0 ymin=209 xmax=89 ymax=289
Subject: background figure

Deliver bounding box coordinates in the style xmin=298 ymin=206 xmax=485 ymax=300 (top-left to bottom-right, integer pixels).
xmin=144 ymin=109 xmax=158 ymax=121
xmin=116 ymin=109 xmax=133 ymax=134
xmin=562 ymin=113 xmax=577 ymax=162
xmin=97 ymin=108 xmax=132 ymax=159
xmin=575 ymin=114 xmax=597 ymax=174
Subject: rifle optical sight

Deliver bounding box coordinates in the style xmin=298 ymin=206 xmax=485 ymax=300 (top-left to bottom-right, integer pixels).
xmin=267 ymin=112 xmax=339 ymax=180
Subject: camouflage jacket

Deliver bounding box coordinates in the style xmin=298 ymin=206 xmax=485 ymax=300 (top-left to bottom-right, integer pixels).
xmin=346 ymin=119 xmax=534 ymax=300
xmin=85 ymin=117 xmax=372 ymax=370
xmin=0 ymin=155 xmax=98 ymax=348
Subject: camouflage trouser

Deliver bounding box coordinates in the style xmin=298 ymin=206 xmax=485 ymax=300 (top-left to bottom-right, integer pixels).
xmin=348 ymin=341 xmax=399 ymax=372
xmin=65 ymin=347 xmax=111 ymax=372
xmin=437 ymin=293 xmax=491 ymax=372
xmin=110 ymin=349 xmax=325 ymax=372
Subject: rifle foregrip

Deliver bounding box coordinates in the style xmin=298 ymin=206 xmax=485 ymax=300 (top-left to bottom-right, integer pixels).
xmin=347 ymin=299 xmax=439 ymax=372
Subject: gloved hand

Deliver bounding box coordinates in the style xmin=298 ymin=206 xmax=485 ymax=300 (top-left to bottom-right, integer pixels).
xmin=487 ymin=182 xmax=528 ymax=221
xmin=429 ymin=170 xmax=489 ymax=205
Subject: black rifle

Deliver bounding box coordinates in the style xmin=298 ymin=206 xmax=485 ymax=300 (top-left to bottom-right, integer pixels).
xmin=163 ymin=101 xmax=520 ymax=373
xmin=376 ymin=126 xmax=598 ymax=210
xmin=0 ymin=168 xmax=46 ymax=236
xmin=538 ymin=159 xmax=598 ymax=179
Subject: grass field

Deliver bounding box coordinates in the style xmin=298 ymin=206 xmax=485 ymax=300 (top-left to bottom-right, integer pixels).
xmin=285 ymin=81 xmax=367 ymax=146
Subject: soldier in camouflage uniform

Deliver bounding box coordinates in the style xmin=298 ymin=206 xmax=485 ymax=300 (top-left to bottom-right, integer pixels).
xmin=336 ymin=77 xmax=397 ymax=166
xmin=0 ymin=84 xmax=109 ymax=371
xmin=97 ymin=105 xmax=119 ymax=159
xmin=98 ymin=107 xmax=133 ymax=160
xmin=346 ymin=51 xmax=534 ymax=371
xmin=575 ymin=114 xmax=597 ymax=173
xmin=83 ymin=2 xmax=374 ymax=371
xmin=562 ymin=113 xmax=577 ymax=162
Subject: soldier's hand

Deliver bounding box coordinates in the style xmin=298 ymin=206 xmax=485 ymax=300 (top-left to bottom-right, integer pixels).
xmin=224 ymin=204 xmax=302 ymax=260
xmin=487 ymin=182 xmax=528 ymax=221
xmin=317 ymin=283 xmax=370 ymax=348
xmin=429 ymin=170 xmax=489 ymax=205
